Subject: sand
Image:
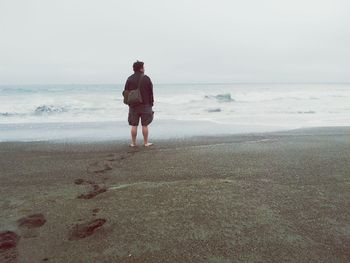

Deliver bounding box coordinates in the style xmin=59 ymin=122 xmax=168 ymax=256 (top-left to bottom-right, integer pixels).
xmin=0 ymin=127 xmax=349 ymax=262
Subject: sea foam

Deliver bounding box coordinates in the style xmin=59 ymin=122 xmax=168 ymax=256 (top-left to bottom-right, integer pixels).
xmin=1 ymin=83 xmax=350 ymax=141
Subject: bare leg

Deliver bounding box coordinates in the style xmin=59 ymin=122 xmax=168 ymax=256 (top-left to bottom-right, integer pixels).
xmin=131 ymin=126 xmax=137 ymax=145
xmin=142 ymin=126 xmax=149 ymax=145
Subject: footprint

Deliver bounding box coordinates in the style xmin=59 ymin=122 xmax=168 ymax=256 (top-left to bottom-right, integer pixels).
xmin=106 ymin=154 xmax=118 ymax=161
xmin=0 ymin=231 xmax=20 ymax=262
xmin=94 ymin=164 xmax=112 ymax=173
xmin=87 ymin=162 xmax=113 ymax=174
xmin=68 ymin=219 xmax=106 ymax=241
xmin=108 ymin=155 xmax=127 ymax=161
xmin=17 ymin=213 xmax=46 ymax=238
xmin=74 ymin=179 xmax=107 ymax=199
xmin=74 ymin=178 xmax=85 ymax=185
xmin=102 ymin=177 xmax=109 ymax=182
xmin=77 ymin=182 xmax=107 ymax=200
xmin=92 ymin=208 xmax=100 ymax=217
xmin=17 ymin=214 xmax=46 ymax=229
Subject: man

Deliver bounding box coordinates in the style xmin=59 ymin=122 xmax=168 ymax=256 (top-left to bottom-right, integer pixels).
xmin=123 ymin=61 xmax=154 ymax=147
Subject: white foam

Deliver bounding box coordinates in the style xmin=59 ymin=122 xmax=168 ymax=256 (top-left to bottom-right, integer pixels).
xmin=1 ymin=83 xmax=350 ymax=141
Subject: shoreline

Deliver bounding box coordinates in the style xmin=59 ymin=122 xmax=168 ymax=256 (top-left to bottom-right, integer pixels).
xmin=1 ymin=126 xmax=350 ymax=262
xmin=1 ymin=121 xmax=350 ymax=143
xmin=0 ymin=119 xmax=293 ymax=143
xmin=0 ymin=125 xmax=349 ymax=145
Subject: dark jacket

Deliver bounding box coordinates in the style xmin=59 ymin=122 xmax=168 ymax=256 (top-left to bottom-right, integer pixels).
xmin=124 ymin=72 xmax=154 ymax=106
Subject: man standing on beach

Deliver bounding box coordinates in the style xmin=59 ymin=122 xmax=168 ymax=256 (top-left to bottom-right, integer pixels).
xmin=123 ymin=61 xmax=154 ymax=147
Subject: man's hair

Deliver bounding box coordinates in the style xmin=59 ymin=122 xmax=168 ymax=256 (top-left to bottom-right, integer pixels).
xmin=133 ymin=61 xmax=144 ymax=72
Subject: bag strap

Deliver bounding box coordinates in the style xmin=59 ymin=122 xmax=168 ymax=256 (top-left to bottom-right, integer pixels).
xmin=137 ymin=74 xmax=145 ymax=90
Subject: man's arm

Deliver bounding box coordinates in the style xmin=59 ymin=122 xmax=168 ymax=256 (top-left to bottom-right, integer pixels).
xmin=122 ymin=79 xmax=130 ymax=104
xmin=149 ymin=77 xmax=154 ymax=106
xmin=122 ymin=79 xmax=130 ymax=99
xmin=124 ymin=79 xmax=129 ymax=91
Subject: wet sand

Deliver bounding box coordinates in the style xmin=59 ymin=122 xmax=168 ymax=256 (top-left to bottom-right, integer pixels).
xmin=0 ymin=127 xmax=350 ymax=262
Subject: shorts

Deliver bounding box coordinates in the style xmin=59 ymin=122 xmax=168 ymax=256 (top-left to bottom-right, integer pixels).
xmin=128 ymin=104 xmax=154 ymax=126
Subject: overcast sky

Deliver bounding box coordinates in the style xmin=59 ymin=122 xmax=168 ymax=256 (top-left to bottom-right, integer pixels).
xmin=0 ymin=0 xmax=349 ymax=84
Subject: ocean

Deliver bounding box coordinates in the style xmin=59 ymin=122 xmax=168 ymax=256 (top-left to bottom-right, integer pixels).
xmin=1 ymin=83 xmax=349 ymax=142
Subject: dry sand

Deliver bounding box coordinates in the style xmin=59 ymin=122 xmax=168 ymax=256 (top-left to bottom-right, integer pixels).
xmin=0 ymin=127 xmax=350 ymax=262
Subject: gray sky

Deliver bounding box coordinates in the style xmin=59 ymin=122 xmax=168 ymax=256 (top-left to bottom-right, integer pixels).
xmin=1 ymin=0 xmax=349 ymax=84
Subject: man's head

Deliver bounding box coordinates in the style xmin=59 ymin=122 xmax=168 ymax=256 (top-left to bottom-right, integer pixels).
xmin=133 ymin=61 xmax=144 ymax=73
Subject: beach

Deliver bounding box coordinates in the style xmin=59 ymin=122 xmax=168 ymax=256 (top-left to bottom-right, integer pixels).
xmin=0 ymin=126 xmax=349 ymax=262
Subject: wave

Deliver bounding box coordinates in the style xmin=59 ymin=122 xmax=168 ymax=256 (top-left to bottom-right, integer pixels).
xmin=0 ymin=112 xmax=21 ymax=117
xmin=0 ymin=85 xmax=118 ymax=94
xmin=274 ymin=111 xmax=316 ymax=115
xmin=0 ymin=104 xmax=108 ymax=120
xmin=34 ymin=105 xmax=69 ymax=114
xmin=0 ymin=87 xmax=36 ymax=94
xmin=206 ymin=108 xmax=222 ymax=113
xmin=1 ymin=84 xmax=349 ymax=128
xmin=204 ymin=93 xmax=234 ymax=102
xmin=297 ymin=111 xmax=315 ymax=114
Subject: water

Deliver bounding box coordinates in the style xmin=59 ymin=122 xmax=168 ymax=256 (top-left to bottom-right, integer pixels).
xmin=1 ymin=83 xmax=349 ymax=141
